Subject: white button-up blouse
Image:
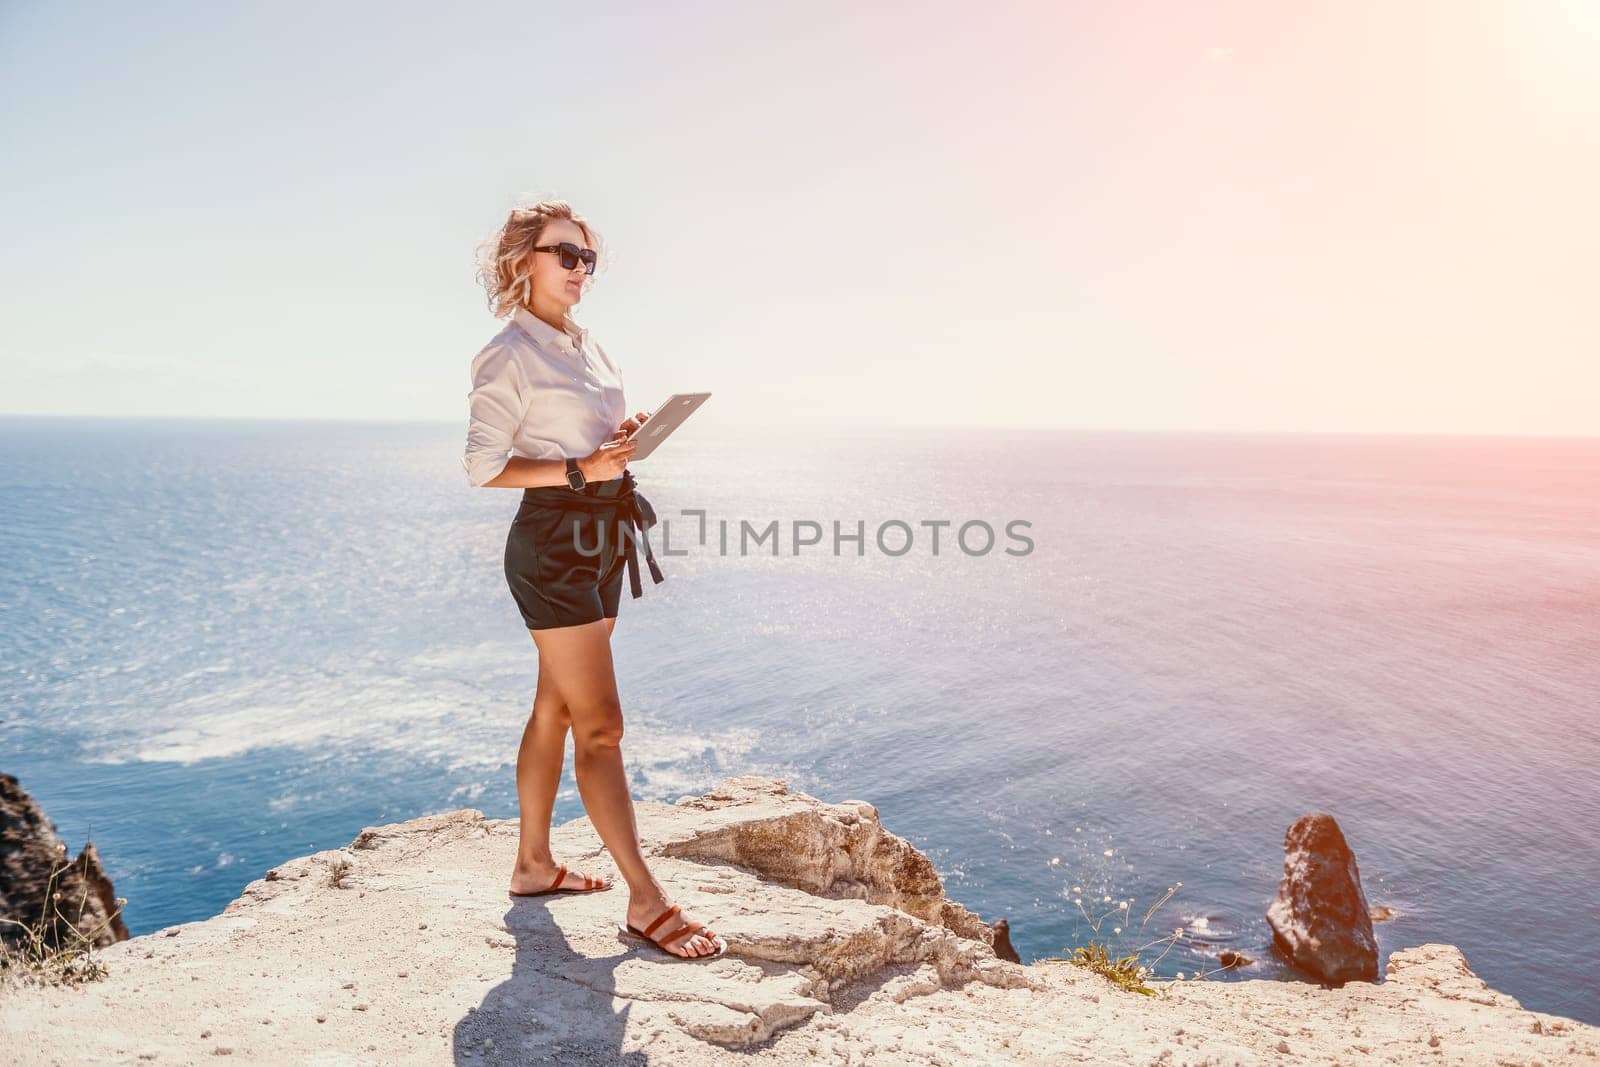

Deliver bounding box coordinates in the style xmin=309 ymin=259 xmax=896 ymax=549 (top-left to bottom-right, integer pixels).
xmin=460 ymin=304 xmax=627 ymax=488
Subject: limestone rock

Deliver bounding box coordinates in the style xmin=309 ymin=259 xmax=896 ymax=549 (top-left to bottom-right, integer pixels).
xmin=1 ymin=775 xmax=1594 ymax=1065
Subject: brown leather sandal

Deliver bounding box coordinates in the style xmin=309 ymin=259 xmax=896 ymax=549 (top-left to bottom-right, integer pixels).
xmin=508 ymin=862 xmax=614 ymax=898
xmin=619 ymin=903 xmax=728 ymax=959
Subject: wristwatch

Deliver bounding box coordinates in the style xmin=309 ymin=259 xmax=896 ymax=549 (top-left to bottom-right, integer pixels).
xmin=564 ymin=456 xmax=587 ymax=492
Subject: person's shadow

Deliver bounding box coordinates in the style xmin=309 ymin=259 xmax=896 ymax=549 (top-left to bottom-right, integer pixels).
xmin=451 ymin=894 xmax=649 ymax=1064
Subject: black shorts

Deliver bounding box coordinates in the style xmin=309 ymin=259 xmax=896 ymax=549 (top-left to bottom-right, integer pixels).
xmin=502 ymin=471 xmax=665 ymax=631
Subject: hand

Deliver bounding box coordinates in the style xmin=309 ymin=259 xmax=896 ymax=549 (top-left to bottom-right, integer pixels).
xmin=611 ymin=410 xmax=651 ymax=441
xmin=581 ymin=436 xmax=636 ymax=482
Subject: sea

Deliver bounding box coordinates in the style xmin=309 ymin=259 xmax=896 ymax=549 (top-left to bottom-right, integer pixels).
xmin=2 ymin=415 xmax=1596 ymax=1024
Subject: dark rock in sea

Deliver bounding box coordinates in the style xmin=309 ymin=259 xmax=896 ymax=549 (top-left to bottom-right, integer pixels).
xmin=991 ymin=917 xmax=1021 ymax=962
xmin=0 ymin=772 xmax=129 ymax=953
xmin=1265 ymin=812 xmax=1378 ymax=985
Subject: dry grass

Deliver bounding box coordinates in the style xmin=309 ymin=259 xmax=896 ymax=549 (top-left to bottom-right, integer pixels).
xmin=0 ymin=842 xmax=126 ymax=989
xmin=326 ymin=855 xmax=355 ymax=888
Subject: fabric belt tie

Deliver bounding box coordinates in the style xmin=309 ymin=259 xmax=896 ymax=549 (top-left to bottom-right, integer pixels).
xmin=555 ymin=468 xmax=665 ymax=599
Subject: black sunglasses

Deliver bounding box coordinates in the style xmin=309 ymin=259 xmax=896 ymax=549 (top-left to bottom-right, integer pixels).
xmin=533 ymin=242 xmax=597 ymax=275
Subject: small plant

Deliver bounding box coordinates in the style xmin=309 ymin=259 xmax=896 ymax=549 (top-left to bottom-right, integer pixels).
xmin=1034 ymin=833 xmax=1234 ymax=996
xmin=1037 ymin=879 xmax=1188 ymax=995
xmin=1058 ymin=939 xmax=1158 ymax=994
xmin=1030 ymin=831 xmax=1228 ymax=998
xmin=326 ymin=855 xmax=354 ymax=888
xmin=0 ymin=842 xmax=126 ymax=988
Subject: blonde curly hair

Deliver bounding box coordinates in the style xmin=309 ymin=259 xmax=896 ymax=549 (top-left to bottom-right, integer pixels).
xmin=474 ymin=196 xmax=608 ymax=319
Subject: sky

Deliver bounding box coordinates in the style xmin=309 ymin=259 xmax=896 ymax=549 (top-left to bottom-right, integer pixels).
xmin=2 ymin=0 xmax=1597 ymax=435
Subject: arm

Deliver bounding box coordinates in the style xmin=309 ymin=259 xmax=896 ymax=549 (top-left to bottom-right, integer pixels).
xmin=479 ymin=455 xmax=577 ymax=490
xmin=460 ymin=346 xmax=568 ymax=489
xmin=460 ymin=345 xmax=607 ymax=489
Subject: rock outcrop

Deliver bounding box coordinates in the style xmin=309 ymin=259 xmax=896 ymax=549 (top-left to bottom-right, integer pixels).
xmin=1 ymin=775 xmax=1595 ymax=1065
xmin=1266 ymin=812 xmax=1379 ymax=984
xmin=0 ymin=772 xmax=129 ymax=954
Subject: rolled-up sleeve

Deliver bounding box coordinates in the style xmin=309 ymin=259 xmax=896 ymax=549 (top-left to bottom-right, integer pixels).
xmin=461 ymin=344 xmax=526 ymax=488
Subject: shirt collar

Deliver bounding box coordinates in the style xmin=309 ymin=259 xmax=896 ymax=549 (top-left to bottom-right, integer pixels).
xmin=512 ymin=304 xmax=586 ymax=355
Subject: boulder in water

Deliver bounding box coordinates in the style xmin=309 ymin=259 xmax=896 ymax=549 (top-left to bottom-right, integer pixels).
xmin=1265 ymin=812 xmax=1378 ymax=984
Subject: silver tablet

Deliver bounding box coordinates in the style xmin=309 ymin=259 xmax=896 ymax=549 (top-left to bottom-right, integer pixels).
xmin=603 ymin=392 xmax=712 ymax=461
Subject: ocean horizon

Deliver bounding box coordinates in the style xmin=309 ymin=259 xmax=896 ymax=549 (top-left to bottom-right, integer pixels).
xmin=3 ymin=414 xmax=1596 ymax=1024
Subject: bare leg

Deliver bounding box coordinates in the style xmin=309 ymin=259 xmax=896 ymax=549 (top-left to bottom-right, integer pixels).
xmin=509 ymin=618 xmax=619 ymax=894
xmin=529 ymin=617 xmax=720 ymax=957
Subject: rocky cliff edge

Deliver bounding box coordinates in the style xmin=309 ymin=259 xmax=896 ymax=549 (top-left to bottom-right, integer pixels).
xmin=1 ymin=775 xmax=1593 ymax=1065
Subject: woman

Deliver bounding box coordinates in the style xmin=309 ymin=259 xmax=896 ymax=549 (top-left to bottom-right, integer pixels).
xmin=461 ymin=199 xmax=727 ymax=961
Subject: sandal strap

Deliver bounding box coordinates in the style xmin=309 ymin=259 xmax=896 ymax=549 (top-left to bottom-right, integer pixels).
xmin=656 ymin=921 xmax=705 ymax=946
xmin=641 ymin=904 xmax=681 ymax=939
xmin=548 ymin=863 xmax=568 ymax=892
